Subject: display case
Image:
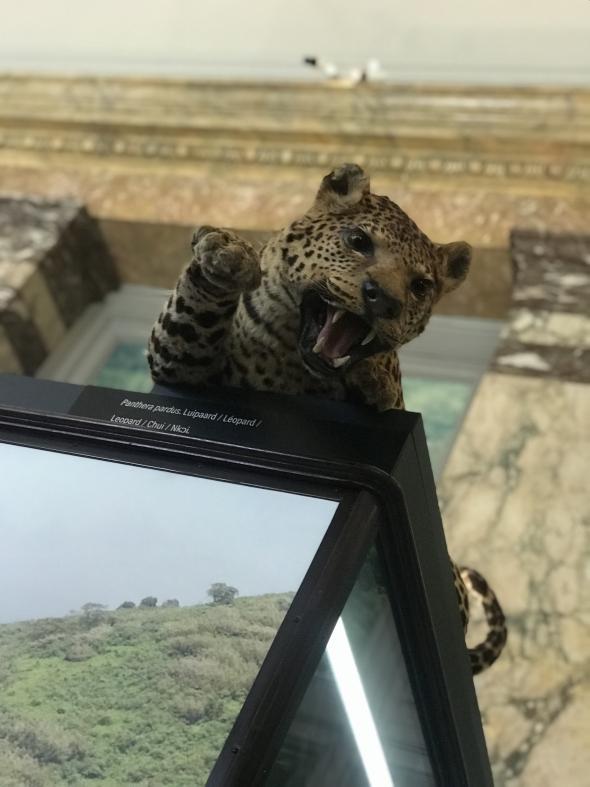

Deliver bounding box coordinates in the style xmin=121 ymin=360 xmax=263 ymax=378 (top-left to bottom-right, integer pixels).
xmin=0 ymin=374 xmax=492 ymax=786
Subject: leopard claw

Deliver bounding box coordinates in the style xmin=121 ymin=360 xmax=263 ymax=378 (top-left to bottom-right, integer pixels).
xmin=191 ymin=227 xmax=261 ymax=293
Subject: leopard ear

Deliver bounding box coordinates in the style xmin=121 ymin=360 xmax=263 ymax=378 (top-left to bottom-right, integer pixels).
xmin=439 ymin=241 xmax=472 ymax=293
xmin=314 ymin=163 xmax=370 ymax=211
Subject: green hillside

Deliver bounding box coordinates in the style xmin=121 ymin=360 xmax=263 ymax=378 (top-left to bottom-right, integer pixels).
xmin=0 ymin=594 xmax=292 ymax=786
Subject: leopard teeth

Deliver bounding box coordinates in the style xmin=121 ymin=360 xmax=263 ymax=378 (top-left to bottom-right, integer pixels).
xmin=332 ymin=355 xmax=350 ymax=368
xmin=331 ymin=309 xmax=346 ymax=325
xmin=312 ymin=335 xmax=327 ymax=354
xmin=361 ymin=329 xmax=376 ymax=346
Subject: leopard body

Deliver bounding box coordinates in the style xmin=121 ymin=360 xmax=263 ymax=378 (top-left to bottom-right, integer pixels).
xmin=148 ymin=164 xmax=507 ymax=674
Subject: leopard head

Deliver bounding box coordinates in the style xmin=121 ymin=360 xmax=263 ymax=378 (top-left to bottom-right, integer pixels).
xmin=275 ymin=163 xmax=471 ymax=378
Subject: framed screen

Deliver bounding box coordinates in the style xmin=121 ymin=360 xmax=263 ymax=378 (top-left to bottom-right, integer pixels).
xmin=0 ymin=374 xmax=493 ymax=787
xmin=0 ymin=443 xmax=340 ymax=786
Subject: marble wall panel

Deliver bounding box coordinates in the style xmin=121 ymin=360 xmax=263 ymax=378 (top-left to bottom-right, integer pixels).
xmin=440 ymin=229 xmax=589 ymax=785
xmin=440 ymin=374 xmax=589 ymax=785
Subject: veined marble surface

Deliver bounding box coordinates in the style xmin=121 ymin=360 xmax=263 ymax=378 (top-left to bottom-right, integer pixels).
xmin=439 ymin=374 xmax=589 ymax=785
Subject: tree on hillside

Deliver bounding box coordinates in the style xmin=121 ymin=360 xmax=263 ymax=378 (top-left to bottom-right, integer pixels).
xmin=139 ymin=596 xmax=158 ymax=608
xmin=80 ymin=602 xmax=108 ymax=630
xmin=207 ymin=583 xmax=239 ymax=605
xmin=118 ymin=601 xmax=136 ymax=609
xmin=82 ymin=602 xmax=107 ymax=613
xmin=161 ymin=599 xmax=180 ymax=608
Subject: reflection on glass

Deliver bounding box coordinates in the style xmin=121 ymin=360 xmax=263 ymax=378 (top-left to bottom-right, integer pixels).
xmin=0 ymin=443 xmax=337 ymax=786
xmin=402 ymin=377 xmax=474 ymax=477
xmin=94 ymin=340 xmax=153 ymax=393
xmin=265 ymin=548 xmax=435 ymax=787
xmin=327 ymin=618 xmax=394 ymax=787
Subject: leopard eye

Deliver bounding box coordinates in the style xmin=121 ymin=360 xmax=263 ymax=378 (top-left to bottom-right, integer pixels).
xmin=344 ymin=227 xmax=374 ymax=255
xmin=411 ymin=277 xmax=434 ymax=298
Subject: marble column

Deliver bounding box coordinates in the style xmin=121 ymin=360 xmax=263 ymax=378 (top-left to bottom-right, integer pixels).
xmin=439 ymin=230 xmax=590 ymax=786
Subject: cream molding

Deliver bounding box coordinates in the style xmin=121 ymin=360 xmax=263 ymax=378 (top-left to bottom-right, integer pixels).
xmin=0 ymin=74 xmax=588 ymax=186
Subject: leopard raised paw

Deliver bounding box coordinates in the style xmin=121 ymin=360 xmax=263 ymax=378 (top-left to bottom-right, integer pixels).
xmin=190 ymin=226 xmax=261 ymax=294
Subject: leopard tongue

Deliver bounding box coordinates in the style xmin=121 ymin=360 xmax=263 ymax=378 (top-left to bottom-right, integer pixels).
xmin=314 ymin=307 xmax=368 ymax=360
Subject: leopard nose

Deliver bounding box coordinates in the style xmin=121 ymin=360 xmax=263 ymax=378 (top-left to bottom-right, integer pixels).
xmin=362 ymin=279 xmax=403 ymax=319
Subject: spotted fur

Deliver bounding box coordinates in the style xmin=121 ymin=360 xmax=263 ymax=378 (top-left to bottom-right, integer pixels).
xmin=149 ymin=164 xmax=507 ymax=674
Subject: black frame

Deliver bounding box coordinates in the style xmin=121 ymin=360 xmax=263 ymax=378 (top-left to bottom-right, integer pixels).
xmin=0 ymin=374 xmax=492 ymax=786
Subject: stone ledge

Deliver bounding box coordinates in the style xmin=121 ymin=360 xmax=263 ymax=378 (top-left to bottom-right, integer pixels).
xmin=0 ymin=196 xmax=119 ymax=374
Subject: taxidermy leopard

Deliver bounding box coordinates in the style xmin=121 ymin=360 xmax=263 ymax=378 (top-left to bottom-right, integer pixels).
xmin=148 ymin=163 xmax=507 ymax=674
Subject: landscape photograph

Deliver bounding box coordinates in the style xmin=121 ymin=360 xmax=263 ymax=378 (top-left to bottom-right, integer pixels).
xmin=0 ymin=444 xmax=338 ymax=785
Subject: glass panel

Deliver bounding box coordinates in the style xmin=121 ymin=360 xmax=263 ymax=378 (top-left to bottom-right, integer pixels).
xmin=265 ymin=547 xmax=435 ymax=787
xmin=94 ymin=340 xmax=153 ymax=393
xmin=0 ymin=443 xmax=338 ymax=786
xmin=403 ymin=376 xmax=474 ymax=477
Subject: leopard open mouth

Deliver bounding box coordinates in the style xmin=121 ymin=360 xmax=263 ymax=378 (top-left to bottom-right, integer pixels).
xmin=298 ymin=289 xmax=386 ymax=375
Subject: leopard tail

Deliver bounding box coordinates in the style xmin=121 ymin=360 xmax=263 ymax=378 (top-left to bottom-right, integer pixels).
xmin=461 ymin=567 xmax=507 ymax=675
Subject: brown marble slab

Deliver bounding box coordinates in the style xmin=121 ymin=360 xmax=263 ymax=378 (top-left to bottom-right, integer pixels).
xmin=493 ymin=230 xmax=590 ymax=382
xmin=510 ymin=231 xmax=590 ymax=315
xmin=0 ymin=196 xmax=119 ymax=373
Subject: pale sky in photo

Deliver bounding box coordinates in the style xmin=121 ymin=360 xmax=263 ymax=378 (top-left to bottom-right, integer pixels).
xmin=0 ymin=443 xmax=338 ymax=623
